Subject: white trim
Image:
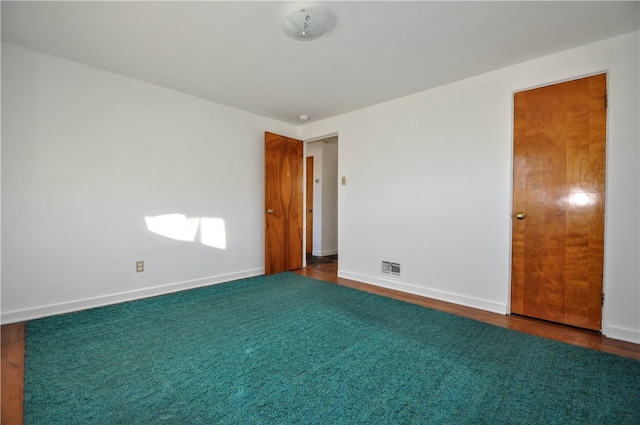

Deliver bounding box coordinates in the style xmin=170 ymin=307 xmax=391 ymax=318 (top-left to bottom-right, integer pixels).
xmin=602 ymin=324 xmax=640 ymax=345
xmin=336 ymin=270 xmax=640 ymax=345
xmin=312 ymin=249 xmax=338 ymax=257
xmin=0 ymin=268 xmax=264 ymax=324
xmin=337 ymin=270 xmax=507 ymax=315
xmin=302 ymin=132 xmax=339 ymax=144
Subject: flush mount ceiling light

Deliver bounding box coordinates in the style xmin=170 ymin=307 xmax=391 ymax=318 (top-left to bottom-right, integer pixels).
xmin=282 ymin=9 xmax=325 ymax=41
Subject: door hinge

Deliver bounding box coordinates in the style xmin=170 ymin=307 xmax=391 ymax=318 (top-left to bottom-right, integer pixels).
xmin=604 ymin=94 xmax=608 ymax=109
xmin=601 ymin=292 xmax=605 ymax=305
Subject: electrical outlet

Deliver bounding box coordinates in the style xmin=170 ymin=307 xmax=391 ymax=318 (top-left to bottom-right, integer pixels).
xmin=136 ymin=261 xmax=144 ymax=273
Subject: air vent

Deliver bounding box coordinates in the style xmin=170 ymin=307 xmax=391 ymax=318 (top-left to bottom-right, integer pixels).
xmin=381 ymin=261 xmax=401 ymax=276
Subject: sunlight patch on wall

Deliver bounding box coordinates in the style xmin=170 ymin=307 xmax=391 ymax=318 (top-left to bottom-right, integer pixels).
xmin=199 ymin=217 xmax=226 ymax=249
xmin=145 ymin=214 xmax=226 ymax=249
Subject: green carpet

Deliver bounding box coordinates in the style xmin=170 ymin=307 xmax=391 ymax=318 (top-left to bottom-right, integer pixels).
xmin=25 ymin=272 xmax=640 ymax=424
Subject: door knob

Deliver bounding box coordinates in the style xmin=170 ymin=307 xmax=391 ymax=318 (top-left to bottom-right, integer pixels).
xmin=515 ymin=213 xmax=526 ymax=220
xmin=266 ymin=209 xmax=274 ymax=214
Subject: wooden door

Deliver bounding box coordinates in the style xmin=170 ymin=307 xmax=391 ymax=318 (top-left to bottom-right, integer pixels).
xmin=264 ymin=132 xmax=303 ymax=275
xmin=511 ymin=74 xmax=606 ymax=331
xmin=306 ymin=156 xmax=314 ymax=255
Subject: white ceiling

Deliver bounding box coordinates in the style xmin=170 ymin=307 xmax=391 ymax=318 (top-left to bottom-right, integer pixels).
xmin=2 ymin=1 xmax=638 ymax=124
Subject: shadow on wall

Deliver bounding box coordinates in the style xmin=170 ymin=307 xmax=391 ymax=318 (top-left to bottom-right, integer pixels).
xmin=145 ymin=214 xmax=226 ymax=249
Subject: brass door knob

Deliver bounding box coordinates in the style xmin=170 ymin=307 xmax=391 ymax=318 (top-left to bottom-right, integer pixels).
xmin=515 ymin=213 xmax=526 ymax=220
xmin=266 ymin=209 xmax=274 ymax=214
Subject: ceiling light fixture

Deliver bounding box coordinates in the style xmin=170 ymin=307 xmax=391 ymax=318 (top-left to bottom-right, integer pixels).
xmin=282 ymin=9 xmax=325 ymax=41
xmin=299 ymin=114 xmax=309 ymax=122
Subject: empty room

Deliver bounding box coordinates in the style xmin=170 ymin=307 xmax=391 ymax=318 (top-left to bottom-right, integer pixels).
xmin=2 ymin=2 xmax=639 ymax=424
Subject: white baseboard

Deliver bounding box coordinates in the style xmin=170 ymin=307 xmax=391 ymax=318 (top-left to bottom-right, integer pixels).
xmin=337 ymin=270 xmax=508 ymax=315
xmin=337 ymin=270 xmax=640 ymax=346
xmin=603 ymin=324 xmax=640 ymax=344
xmin=9 ymin=267 xmax=637 ymax=346
xmin=311 ymin=249 xmax=338 ymax=257
xmin=1 ymin=268 xmax=264 ymax=324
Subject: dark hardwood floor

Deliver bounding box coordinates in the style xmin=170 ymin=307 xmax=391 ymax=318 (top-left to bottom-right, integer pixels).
xmin=296 ymin=255 xmax=640 ymax=361
xmin=2 ymin=256 xmax=638 ymax=424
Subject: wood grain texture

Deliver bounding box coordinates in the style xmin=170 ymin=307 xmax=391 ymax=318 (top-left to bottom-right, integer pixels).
xmin=511 ymin=93 xmax=526 ymax=315
xmin=305 ymin=156 xmax=314 ymax=254
xmin=264 ymin=132 xmax=303 ymax=275
xmin=1 ymin=322 xmax=25 ymax=425
xmin=511 ymin=74 xmax=606 ymax=330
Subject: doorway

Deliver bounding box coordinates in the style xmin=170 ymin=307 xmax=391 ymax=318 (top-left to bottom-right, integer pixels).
xmin=305 ymin=136 xmax=339 ymax=266
xmin=510 ymin=74 xmax=606 ymax=331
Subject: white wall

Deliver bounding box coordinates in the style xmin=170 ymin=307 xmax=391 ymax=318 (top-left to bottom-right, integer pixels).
xmin=1 ymin=42 xmax=298 ymax=323
xmin=300 ymin=32 xmax=640 ymax=344
xmin=3 ymin=33 xmax=639 ymax=344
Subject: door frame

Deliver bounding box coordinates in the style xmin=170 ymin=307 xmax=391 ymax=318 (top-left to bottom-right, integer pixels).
xmin=302 ymin=133 xmax=339 ymax=267
xmin=507 ymin=72 xmax=608 ymax=330
xmin=305 ymin=156 xmax=314 ymax=255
